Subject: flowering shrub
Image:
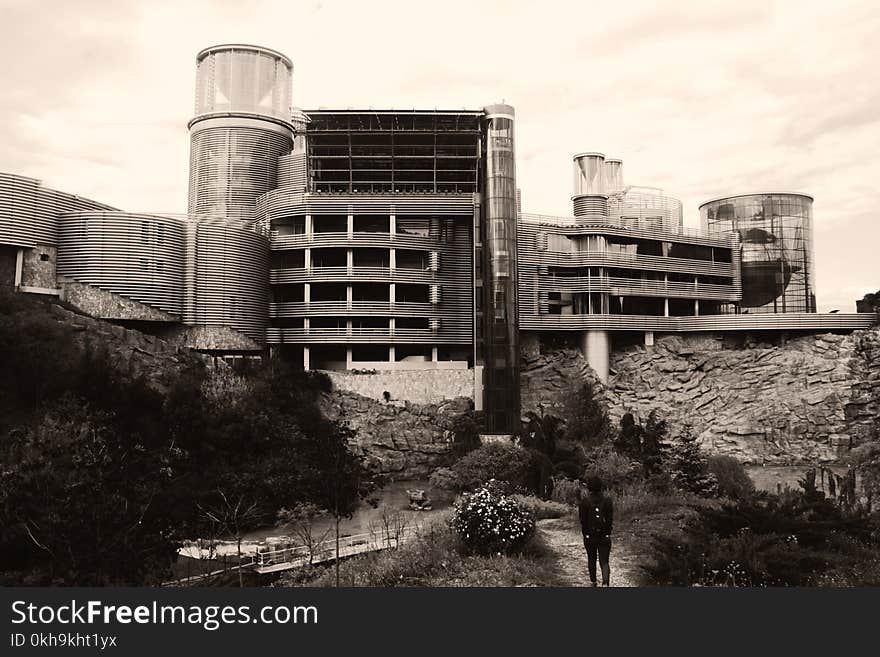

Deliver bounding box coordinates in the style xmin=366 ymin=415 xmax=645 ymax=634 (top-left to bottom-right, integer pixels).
xmin=452 ymin=481 xmax=535 ymax=554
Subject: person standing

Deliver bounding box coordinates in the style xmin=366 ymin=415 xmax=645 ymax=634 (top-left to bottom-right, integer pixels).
xmin=578 ymin=475 xmax=613 ymax=587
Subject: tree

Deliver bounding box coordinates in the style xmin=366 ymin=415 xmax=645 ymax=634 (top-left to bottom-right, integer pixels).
xmin=667 ymin=425 xmax=719 ymax=497
xmin=848 ymin=440 xmax=880 ymax=512
xmin=613 ymin=412 xmax=643 ymax=459
xmin=0 ymin=397 xmax=182 ymax=584
xmin=198 ymin=490 xmax=262 ymax=587
xmin=562 ymin=381 xmax=610 ymax=446
xmin=277 ymin=503 xmax=332 ymax=565
xmin=303 ymin=420 xmax=380 ymax=586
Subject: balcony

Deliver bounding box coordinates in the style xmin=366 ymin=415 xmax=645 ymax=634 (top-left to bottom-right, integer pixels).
xmin=539 ymin=275 xmax=741 ymax=301
xmin=270 ymin=300 xmax=438 ymax=318
xmin=270 ymin=266 xmax=438 ymax=285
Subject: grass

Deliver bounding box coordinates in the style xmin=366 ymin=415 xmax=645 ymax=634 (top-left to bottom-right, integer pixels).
xmin=274 ymin=511 xmax=568 ymax=587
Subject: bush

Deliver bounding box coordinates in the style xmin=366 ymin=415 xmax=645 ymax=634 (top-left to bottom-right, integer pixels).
xmin=642 ymin=491 xmax=880 ymax=586
xmin=452 ymin=482 xmax=535 ymax=554
xmin=510 ymin=494 xmax=571 ymax=519
xmin=584 ymin=443 xmax=642 ymax=492
xmin=550 ymin=477 xmax=582 ymax=506
xmin=707 ymin=455 xmax=755 ymax=501
xmin=450 ymin=442 xmax=533 ymax=492
xmin=428 ymin=467 xmax=459 ymax=491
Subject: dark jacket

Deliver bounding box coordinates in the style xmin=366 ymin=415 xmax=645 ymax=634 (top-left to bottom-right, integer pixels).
xmin=578 ymin=492 xmax=613 ymax=538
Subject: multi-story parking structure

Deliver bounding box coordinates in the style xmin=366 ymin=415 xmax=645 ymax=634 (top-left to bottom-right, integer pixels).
xmin=257 ymin=110 xmax=482 ymax=372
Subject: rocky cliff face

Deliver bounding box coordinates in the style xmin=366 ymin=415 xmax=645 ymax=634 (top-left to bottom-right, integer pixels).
xmin=607 ymin=330 xmax=880 ymax=464
xmin=33 ymin=300 xmax=209 ymax=393
xmin=321 ymin=391 xmax=472 ymax=479
xmin=519 ymin=329 xmax=880 ymax=465
xmin=520 ymin=334 xmax=606 ymax=417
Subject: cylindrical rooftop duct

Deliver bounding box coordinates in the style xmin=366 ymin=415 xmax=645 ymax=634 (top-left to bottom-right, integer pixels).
xmin=573 ymin=152 xmax=606 ymax=197
xmin=572 ymin=152 xmax=608 ymax=218
xmin=604 ymin=159 xmax=624 ymax=194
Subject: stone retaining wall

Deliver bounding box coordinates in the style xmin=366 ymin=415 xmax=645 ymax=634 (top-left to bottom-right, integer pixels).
xmin=323 ymin=368 xmax=475 ymax=405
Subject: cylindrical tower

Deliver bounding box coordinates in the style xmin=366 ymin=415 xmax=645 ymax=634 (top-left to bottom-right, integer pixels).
xmin=188 ymin=44 xmax=294 ymax=221
xmin=480 ymin=103 xmax=520 ymax=435
xmin=604 ymin=158 xmax=624 ymax=195
xmin=700 ymin=192 xmax=816 ymax=313
xmin=572 ymin=152 xmax=607 ymax=219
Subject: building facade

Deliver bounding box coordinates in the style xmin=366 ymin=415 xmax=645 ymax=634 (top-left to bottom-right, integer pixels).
xmin=0 ymin=43 xmax=874 ymax=423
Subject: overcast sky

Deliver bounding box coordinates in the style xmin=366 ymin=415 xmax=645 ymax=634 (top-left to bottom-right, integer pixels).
xmin=1 ymin=0 xmax=877 ymax=310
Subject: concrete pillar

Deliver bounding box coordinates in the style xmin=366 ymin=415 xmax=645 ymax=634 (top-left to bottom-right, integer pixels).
xmin=390 ymin=213 xmax=396 ymax=236
xmin=389 ymin=317 xmax=395 ymax=337
xmin=346 ymin=249 xmax=353 ymax=273
xmin=645 ymin=331 xmax=654 ymax=347
xmin=432 ymin=346 xmax=439 ymax=362
xmin=305 ymin=215 xmax=313 ymax=239
xmin=303 ymin=346 xmax=310 ymax=371
xmin=579 ymin=330 xmax=610 ymax=383
xmin=347 ymin=214 xmax=354 ymax=238
xmin=389 ymin=248 xmax=396 ymax=271
xmin=304 ymin=248 xmax=311 ymax=270
xmin=664 ymin=297 xmax=669 ymax=317
xmin=346 ymin=285 xmax=352 ymax=309
xmin=473 ymin=365 xmax=484 ymax=411
xmin=345 ymin=347 xmax=353 ymax=369
xmin=304 ymin=282 xmax=310 ymax=303
xmin=389 ymin=346 xmax=396 ymax=363
xmin=389 ymin=283 xmax=395 ymax=304
xmin=695 ymin=298 xmax=700 ymax=316
xmin=14 ymin=247 xmax=24 ymax=288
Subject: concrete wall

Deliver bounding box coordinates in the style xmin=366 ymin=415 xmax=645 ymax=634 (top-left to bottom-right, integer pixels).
xmin=323 ymin=368 xmax=476 ymax=404
xmin=20 ymin=244 xmax=57 ymax=289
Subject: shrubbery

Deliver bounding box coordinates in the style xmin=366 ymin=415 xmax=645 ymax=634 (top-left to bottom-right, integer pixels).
xmin=510 ymin=494 xmax=570 ymax=519
xmin=643 ymin=486 xmax=880 ymax=586
xmin=452 ymin=482 xmax=535 ymax=555
xmin=449 ymin=442 xmax=534 ymax=492
xmin=707 ymin=455 xmax=755 ymax=501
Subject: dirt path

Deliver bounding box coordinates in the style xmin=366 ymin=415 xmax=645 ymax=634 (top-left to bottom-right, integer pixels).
xmin=537 ymin=517 xmax=642 ymax=587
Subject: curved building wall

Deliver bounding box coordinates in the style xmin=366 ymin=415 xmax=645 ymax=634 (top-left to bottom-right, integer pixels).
xmin=1 ymin=173 xmax=116 ymax=248
xmin=187 ymin=118 xmax=292 ymax=220
xmin=607 ymin=187 xmax=683 ymax=232
xmin=276 ymin=152 xmax=308 ymax=192
xmin=701 ymin=193 xmax=815 ymax=313
xmin=183 ymin=219 xmax=269 ymax=343
xmin=56 ymin=212 xmax=186 ymax=315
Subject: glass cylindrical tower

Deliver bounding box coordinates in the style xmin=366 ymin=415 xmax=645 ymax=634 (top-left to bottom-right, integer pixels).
xmin=480 ymin=104 xmax=520 ymax=434
xmin=572 ymin=152 xmax=607 ymax=219
xmin=700 ymin=193 xmax=816 ymax=313
xmin=187 ymin=44 xmax=294 ymax=221
xmin=603 ymin=158 xmax=624 ymax=195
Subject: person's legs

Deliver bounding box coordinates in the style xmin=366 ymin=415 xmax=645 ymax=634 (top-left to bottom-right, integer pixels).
xmin=584 ymin=537 xmax=598 ymax=585
xmin=598 ymin=537 xmax=612 ymax=586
